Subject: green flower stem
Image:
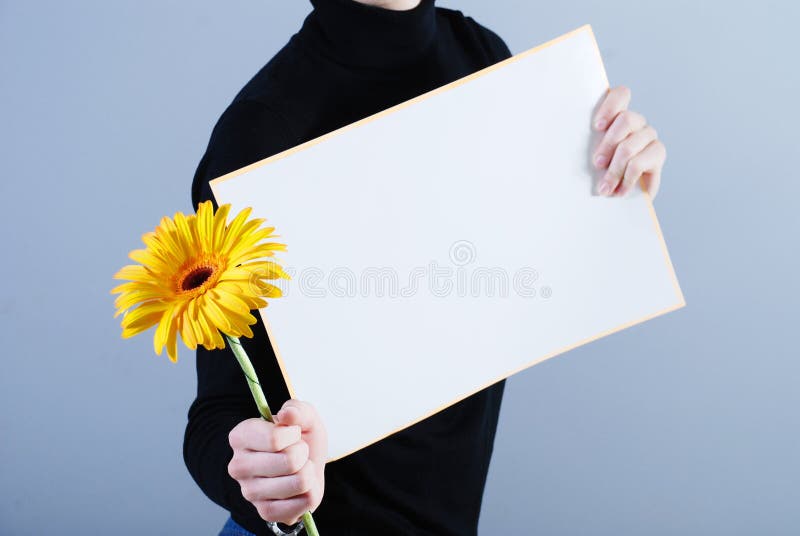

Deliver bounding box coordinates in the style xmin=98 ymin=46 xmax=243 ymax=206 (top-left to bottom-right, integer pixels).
xmin=225 ymin=334 xmax=320 ymax=536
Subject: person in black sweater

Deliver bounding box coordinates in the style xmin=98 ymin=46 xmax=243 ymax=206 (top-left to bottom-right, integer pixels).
xmin=184 ymin=1 xmax=667 ymax=535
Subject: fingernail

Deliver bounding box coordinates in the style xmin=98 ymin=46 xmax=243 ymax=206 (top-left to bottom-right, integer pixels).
xmin=594 ymin=154 xmax=609 ymax=168
xmin=594 ymin=118 xmax=607 ymax=130
xmin=598 ymin=182 xmax=612 ymax=196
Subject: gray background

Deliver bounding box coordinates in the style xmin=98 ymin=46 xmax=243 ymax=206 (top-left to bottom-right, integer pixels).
xmin=1 ymin=0 xmax=797 ymax=534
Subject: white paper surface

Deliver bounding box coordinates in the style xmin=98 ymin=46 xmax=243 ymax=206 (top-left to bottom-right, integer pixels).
xmin=210 ymin=25 xmax=684 ymax=462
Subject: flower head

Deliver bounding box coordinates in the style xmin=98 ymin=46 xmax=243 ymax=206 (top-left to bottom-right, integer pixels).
xmin=111 ymin=200 xmax=289 ymax=362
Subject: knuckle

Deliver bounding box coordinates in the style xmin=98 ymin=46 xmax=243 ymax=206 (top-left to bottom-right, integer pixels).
xmin=307 ymin=484 xmax=324 ymax=509
xmin=289 ymin=398 xmax=308 ymax=410
xmin=240 ymin=483 xmax=256 ymax=502
xmin=605 ymin=166 xmax=621 ymax=182
xmin=227 ymin=458 xmax=243 ymax=479
xmin=297 ymin=399 xmax=321 ymax=420
xmin=286 ymin=442 xmax=309 ymax=474
xmin=230 ymin=418 xmax=264 ymax=449
xmin=228 ymin=427 xmax=243 ymax=449
xmin=275 ymin=452 xmax=294 ymax=475
xmin=266 ymin=429 xmax=282 ymax=452
xmin=284 ymin=512 xmax=303 ymax=526
xmin=619 ymin=110 xmax=635 ymax=129
xmin=656 ymin=140 xmax=667 ymax=159
xmin=298 ymin=492 xmax=315 ymax=514
xmin=627 ymin=158 xmax=644 ymax=179
xmin=255 ymin=500 xmax=276 ymax=521
xmin=292 ymin=463 xmax=315 ymax=494
xmin=615 ymin=142 xmax=633 ymax=161
xmin=282 ymin=398 xmax=302 ymax=414
xmin=276 ymin=452 xmax=297 ymax=475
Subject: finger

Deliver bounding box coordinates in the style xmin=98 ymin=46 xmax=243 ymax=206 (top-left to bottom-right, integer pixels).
xmin=641 ymin=167 xmax=663 ymax=199
xmin=597 ymin=125 xmax=657 ymax=196
xmin=240 ymin=459 xmax=319 ymax=502
xmin=593 ymin=85 xmax=631 ymax=131
xmin=252 ymin=486 xmax=323 ymax=525
xmin=229 ymin=441 xmax=310 ymax=479
xmin=276 ymin=400 xmax=329 ymax=467
xmin=275 ymin=399 xmax=317 ymax=432
xmin=593 ymin=110 xmax=647 ymax=172
xmin=616 ymin=139 xmax=667 ymax=197
xmin=229 ymin=418 xmax=301 ymax=453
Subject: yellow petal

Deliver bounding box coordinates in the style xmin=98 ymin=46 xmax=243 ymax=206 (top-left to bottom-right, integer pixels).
xmin=127 ymin=248 xmax=171 ymax=275
xmin=114 ymin=288 xmax=165 ymax=317
xmin=234 ymin=218 xmax=268 ymax=243
xmin=166 ymin=301 xmax=186 ymax=363
xmin=224 ymin=313 xmax=255 ymax=339
xmin=179 ymin=306 xmax=198 ymax=350
xmin=259 ymin=282 xmax=283 ymax=298
xmin=111 ymin=280 xmax=162 ymax=296
xmin=198 ymin=292 xmax=231 ymax=333
xmin=173 ymin=211 xmax=195 ymax=256
xmin=162 ymin=215 xmax=195 ymax=263
xmin=240 ymin=295 xmax=269 ymax=310
xmin=212 ymin=203 xmax=232 ymax=252
xmin=220 ymin=206 xmax=253 ymax=256
xmin=142 ymin=231 xmax=183 ymax=267
xmin=121 ymin=306 xmax=166 ymax=339
xmin=216 ymin=266 xmax=258 ymax=286
xmin=121 ymin=301 xmax=169 ymax=330
xmin=153 ymin=301 xmax=178 ymax=356
xmin=220 ymin=281 xmax=267 ymax=306
xmin=227 ymin=228 xmax=279 ymax=263
xmin=187 ymin=213 xmax=202 ymax=252
xmin=113 ymin=264 xmax=155 ymax=283
xmin=187 ymin=298 xmax=206 ymax=348
xmin=241 ymin=261 xmax=290 ymax=280
xmin=196 ymin=304 xmax=224 ymax=350
xmin=230 ymin=243 xmax=287 ymax=264
xmin=153 ymin=221 xmax=187 ymax=266
xmin=209 ymin=287 xmax=250 ymax=315
xmin=196 ymin=199 xmax=214 ymax=253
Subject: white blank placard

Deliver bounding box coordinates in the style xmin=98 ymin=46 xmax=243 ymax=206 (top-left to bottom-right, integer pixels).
xmin=210 ymin=25 xmax=685 ymax=462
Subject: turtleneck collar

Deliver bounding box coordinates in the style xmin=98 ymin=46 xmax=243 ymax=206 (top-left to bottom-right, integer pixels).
xmin=298 ymin=0 xmax=438 ymax=70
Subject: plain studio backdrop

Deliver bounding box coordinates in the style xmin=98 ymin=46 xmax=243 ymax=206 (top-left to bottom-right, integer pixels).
xmin=0 ymin=1 xmax=797 ymax=534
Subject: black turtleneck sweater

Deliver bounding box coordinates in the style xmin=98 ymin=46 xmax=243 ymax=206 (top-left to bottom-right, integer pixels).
xmin=185 ymin=1 xmax=512 ymax=534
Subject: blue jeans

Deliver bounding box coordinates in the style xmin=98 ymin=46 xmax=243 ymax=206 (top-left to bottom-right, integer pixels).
xmin=218 ymin=516 xmax=257 ymax=536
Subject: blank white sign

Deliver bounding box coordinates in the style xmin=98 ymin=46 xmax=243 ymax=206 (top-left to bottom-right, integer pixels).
xmin=210 ymin=25 xmax=685 ymax=462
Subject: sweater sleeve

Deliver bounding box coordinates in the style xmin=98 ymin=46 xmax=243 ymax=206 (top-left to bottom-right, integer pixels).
xmin=183 ymin=99 xmax=297 ymax=530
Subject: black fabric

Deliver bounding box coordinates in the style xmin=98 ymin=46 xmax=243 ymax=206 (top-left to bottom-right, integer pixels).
xmin=184 ymin=1 xmax=512 ymax=534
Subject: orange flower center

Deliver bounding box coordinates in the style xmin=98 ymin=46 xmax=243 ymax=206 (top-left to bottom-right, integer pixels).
xmin=181 ymin=265 xmax=215 ymax=291
xmin=175 ymin=255 xmax=225 ymax=296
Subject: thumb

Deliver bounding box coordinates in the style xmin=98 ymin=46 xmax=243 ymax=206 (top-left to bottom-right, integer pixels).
xmin=274 ymin=399 xmax=313 ymax=431
xmin=275 ymin=399 xmax=328 ymax=464
xmin=273 ymin=404 xmax=298 ymax=427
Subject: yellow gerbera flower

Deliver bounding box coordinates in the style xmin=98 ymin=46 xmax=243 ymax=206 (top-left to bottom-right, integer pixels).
xmin=111 ymin=200 xmax=289 ymax=363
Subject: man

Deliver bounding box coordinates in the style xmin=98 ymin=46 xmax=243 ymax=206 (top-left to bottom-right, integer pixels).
xmin=184 ymin=1 xmax=667 ymax=535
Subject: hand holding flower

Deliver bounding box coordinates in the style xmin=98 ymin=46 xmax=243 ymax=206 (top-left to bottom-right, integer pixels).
xmin=229 ymin=399 xmax=328 ymax=525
